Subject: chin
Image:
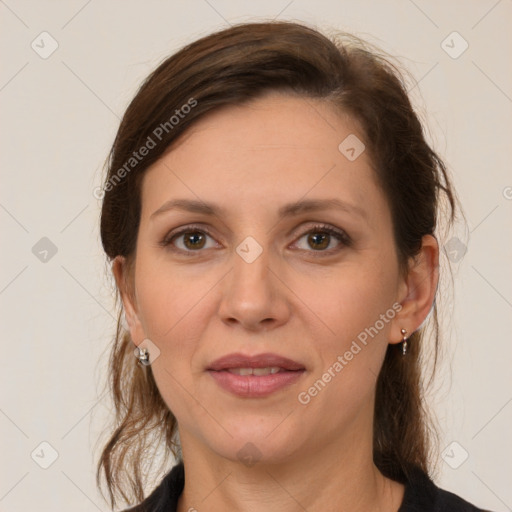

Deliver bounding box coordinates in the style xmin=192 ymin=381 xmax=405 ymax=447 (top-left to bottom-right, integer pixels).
xmin=207 ymin=426 xmax=302 ymax=466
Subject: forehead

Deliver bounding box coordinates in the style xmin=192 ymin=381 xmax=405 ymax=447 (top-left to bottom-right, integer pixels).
xmin=139 ymin=92 xmax=385 ymax=223
xmin=175 ymin=92 xmax=365 ymax=158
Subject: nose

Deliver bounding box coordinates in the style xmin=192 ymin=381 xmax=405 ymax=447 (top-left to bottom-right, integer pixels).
xmin=217 ymin=238 xmax=291 ymax=332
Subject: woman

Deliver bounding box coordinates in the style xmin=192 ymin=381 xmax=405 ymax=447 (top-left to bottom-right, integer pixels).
xmin=96 ymin=21 xmax=490 ymax=511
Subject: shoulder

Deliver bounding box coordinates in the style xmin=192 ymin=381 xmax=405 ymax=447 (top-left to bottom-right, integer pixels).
xmin=121 ymin=461 xmax=185 ymax=512
xmin=399 ymin=465 xmax=494 ymax=512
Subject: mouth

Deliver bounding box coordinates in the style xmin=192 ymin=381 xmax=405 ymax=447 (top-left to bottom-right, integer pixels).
xmin=206 ymin=352 xmax=306 ymax=372
xmin=219 ymin=367 xmax=297 ymax=376
xmin=206 ymin=353 xmax=306 ymax=398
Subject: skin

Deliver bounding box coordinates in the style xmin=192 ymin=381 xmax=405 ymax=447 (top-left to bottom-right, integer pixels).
xmin=113 ymin=92 xmax=439 ymax=511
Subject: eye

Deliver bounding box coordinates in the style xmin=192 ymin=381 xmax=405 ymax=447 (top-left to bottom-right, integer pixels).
xmin=160 ymin=224 xmax=217 ymax=254
xmin=160 ymin=223 xmax=351 ymax=256
xmin=293 ymin=224 xmax=351 ymax=254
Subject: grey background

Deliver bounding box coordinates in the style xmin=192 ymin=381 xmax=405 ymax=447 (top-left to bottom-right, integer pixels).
xmin=1 ymin=1 xmax=511 ymax=510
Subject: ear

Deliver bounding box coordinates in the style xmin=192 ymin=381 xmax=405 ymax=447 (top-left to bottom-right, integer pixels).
xmin=112 ymin=255 xmax=146 ymax=345
xmin=390 ymin=234 xmax=439 ymax=344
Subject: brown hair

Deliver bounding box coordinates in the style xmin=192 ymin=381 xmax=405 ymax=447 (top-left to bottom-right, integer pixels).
xmin=97 ymin=20 xmax=456 ymax=508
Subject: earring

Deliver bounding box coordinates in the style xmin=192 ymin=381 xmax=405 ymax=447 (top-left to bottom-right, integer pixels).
xmin=137 ymin=347 xmax=151 ymax=366
xmin=401 ymin=328 xmax=408 ymax=356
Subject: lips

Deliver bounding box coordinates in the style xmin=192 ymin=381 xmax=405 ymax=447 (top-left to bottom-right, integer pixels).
xmin=206 ymin=352 xmax=305 ymax=372
xmin=206 ymin=353 xmax=306 ymax=397
xmin=206 ymin=352 xmax=306 ymax=398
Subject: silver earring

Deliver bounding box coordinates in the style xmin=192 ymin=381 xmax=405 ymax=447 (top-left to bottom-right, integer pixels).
xmin=137 ymin=347 xmax=151 ymax=366
xmin=401 ymin=328 xmax=408 ymax=356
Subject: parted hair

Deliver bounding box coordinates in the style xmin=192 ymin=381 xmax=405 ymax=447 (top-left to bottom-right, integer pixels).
xmin=97 ymin=20 xmax=456 ymax=509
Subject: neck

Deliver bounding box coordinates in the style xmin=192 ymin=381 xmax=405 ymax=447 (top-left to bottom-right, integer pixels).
xmin=176 ymin=428 xmax=404 ymax=512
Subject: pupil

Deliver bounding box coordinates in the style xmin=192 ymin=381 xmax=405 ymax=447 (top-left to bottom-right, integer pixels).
xmin=186 ymin=232 xmax=204 ymax=249
xmin=309 ymin=233 xmax=328 ymax=250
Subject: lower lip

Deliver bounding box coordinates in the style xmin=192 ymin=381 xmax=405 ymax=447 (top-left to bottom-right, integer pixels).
xmin=207 ymin=369 xmax=305 ymax=398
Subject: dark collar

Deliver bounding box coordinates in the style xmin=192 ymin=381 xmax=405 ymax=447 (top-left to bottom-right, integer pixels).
xmin=127 ymin=460 xmax=486 ymax=512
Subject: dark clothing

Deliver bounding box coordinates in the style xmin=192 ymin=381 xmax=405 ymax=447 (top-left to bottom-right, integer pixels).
xmin=123 ymin=461 xmax=490 ymax=511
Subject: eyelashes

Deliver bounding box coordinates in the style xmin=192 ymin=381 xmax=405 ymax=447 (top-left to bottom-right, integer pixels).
xmin=291 ymin=225 xmax=351 ymax=253
xmin=159 ymin=223 xmax=352 ymax=256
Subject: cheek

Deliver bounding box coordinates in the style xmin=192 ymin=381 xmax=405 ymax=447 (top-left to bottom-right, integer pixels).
xmin=300 ymin=260 xmax=398 ymax=347
xmin=134 ymin=260 xmax=212 ymax=414
xmin=131 ymin=263 xmax=201 ymax=399
xmin=134 ymin=249 xmax=213 ymax=340
xmin=295 ymin=268 xmax=397 ymax=424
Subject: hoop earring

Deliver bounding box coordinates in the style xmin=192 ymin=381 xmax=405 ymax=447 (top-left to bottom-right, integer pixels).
xmin=137 ymin=347 xmax=151 ymax=366
xmin=401 ymin=328 xmax=408 ymax=356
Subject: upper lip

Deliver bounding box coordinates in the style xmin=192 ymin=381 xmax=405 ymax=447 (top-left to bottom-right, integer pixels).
xmin=207 ymin=352 xmax=305 ymax=371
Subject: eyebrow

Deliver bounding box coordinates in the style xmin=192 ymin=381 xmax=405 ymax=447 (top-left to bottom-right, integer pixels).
xmin=150 ymin=198 xmax=367 ymax=222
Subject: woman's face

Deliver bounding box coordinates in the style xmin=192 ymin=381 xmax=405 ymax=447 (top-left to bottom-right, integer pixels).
xmin=117 ymin=92 xmax=424 ymax=466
